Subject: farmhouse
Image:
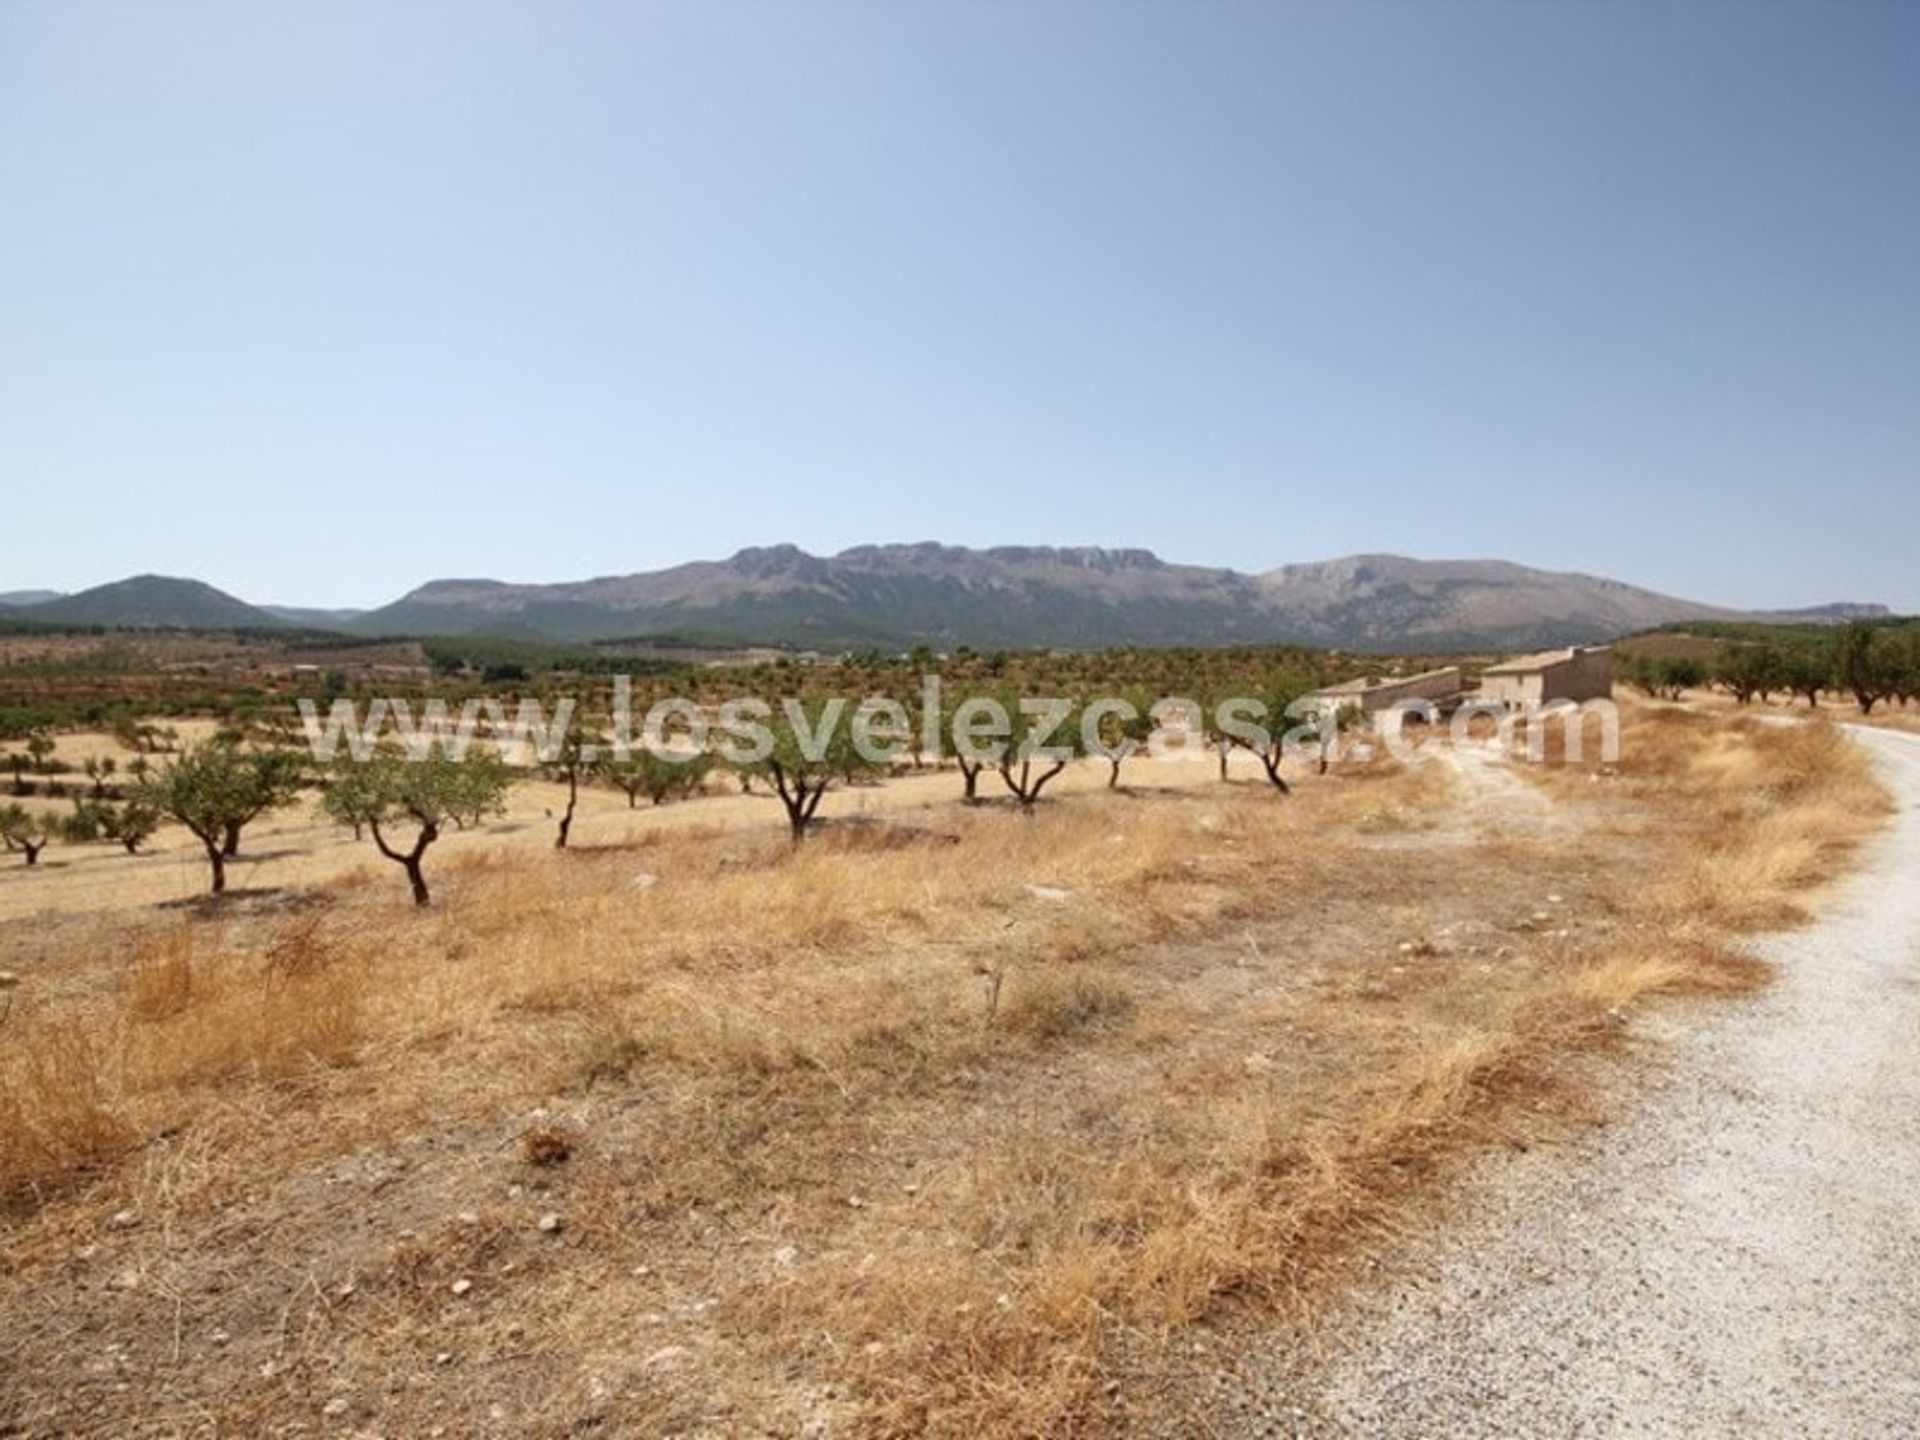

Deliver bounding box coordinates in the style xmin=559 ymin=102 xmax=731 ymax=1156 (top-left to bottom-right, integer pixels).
xmin=1477 ymin=644 xmax=1614 ymax=707
xmin=1309 ymin=666 xmax=1466 ymax=718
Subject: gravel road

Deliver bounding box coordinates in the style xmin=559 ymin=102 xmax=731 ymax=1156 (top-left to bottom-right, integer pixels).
xmin=1289 ymin=724 xmax=1920 ymax=1437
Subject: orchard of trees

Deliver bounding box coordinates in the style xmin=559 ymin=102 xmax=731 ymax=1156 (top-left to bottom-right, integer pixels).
xmin=8 ymin=617 xmax=1912 ymax=896
xmin=1626 ymin=621 xmax=1920 ymax=714
xmin=0 ymin=674 xmax=1360 ymax=894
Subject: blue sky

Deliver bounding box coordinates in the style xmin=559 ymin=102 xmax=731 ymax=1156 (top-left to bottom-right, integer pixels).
xmin=2 ymin=0 xmax=1916 ymax=611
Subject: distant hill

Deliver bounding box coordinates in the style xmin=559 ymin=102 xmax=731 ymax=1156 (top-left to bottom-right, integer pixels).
xmin=261 ymin=604 xmax=367 ymax=630
xmin=22 ymin=575 xmax=287 ymax=631
xmin=0 ymin=590 xmax=64 ymax=608
xmin=346 ymin=544 xmax=1887 ymax=652
xmin=6 ymin=550 xmax=1885 ymax=651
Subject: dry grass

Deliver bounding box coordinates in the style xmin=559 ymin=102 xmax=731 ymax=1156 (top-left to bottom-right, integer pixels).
xmin=0 ymin=709 xmax=1893 ymax=1436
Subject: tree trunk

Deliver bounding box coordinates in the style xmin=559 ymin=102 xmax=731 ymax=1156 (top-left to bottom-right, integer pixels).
xmin=23 ymin=840 xmax=44 ymax=866
xmin=404 ymin=856 xmax=430 ymax=906
xmin=1108 ymin=756 xmax=1122 ymax=789
xmin=1260 ymin=751 xmax=1292 ymax=795
xmin=221 ymin=820 xmax=241 ymax=858
xmin=960 ymin=761 xmax=981 ymax=803
xmin=204 ymin=840 xmax=226 ymax=895
xmin=1217 ymin=746 xmax=1229 ymax=781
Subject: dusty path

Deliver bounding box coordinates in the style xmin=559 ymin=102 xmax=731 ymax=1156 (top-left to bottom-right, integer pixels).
xmin=1289 ymin=724 xmax=1920 ymax=1437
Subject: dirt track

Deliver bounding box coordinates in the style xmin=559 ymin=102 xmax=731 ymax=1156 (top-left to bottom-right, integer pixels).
xmin=1290 ymin=725 xmax=1920 ymax=1435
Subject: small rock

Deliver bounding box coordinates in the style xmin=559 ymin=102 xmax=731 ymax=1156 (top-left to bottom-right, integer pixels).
xmin=845 ymin=1195 xmax=866 ymax=1209
xmin=0 ymin=971 xmax=19 ymax=988
xmin=536 ymin=1212 xmax=563 ymax=1235
xmin=451 ymin=1278 xmax=473 ymax=1298
xmin=435 ymin=1351 xmax=455 ymax=1367
xmin=209 ymin=1329 xmax=231 ymax=1348
xmin=641 ymin=1344 xmax=689 ymax=1374
xmin=455 ymin=1210 xmax=480 ymax=1227
xmin=772 ymin=1244 xmax=799 ymax=1268
xmin=322 ymin=1396 xmax=351 ymax=1418
xmin=633 ymin=872 xmax=660 ymax=891
xmin=901 ymin=1182 xmax=920 ymax=1196
xmin=1024 ymin=884 xmax=1073 ymax=903
xmin=106 ymin=1209 xmax=140 ymax=1231
xmin=1547 ymin=892 xmax=1565 ymax=904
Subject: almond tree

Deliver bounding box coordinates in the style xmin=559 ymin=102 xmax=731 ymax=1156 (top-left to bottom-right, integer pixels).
xmin=135 ymin=742 xmax=307 ymax=895
xmin=1086 ymin=693 xmax=1155 ymax=789
xmin=600 ymin=748 xmax=711 ymax=807
xmin=98 ymin=799 xmax=160 ymax=853
xmin=322 ymin=750 xmax=513 ymax=905
xmin=762 ymin=700 xmax=882 ymax=842
xmin=543 ymin=727 xmax=604 ymax=849
xmin=940 ymin=702 xmax=991 ymax=803
xmin=0 ymin=802 xmax=50 ymax=865
xmin=997 ymin=700 xmax=1082 ymax=811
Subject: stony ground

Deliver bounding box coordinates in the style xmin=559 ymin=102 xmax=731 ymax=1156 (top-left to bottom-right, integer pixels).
xmin=1261 ymin=724 xmax=1920 ymax=1436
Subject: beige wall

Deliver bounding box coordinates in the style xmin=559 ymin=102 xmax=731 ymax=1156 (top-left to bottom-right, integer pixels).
xmin=1480 ymin=647 xmax=1613 ymax=707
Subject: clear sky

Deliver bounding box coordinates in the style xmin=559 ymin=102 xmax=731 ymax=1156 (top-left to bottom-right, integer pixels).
xmin=3 ymin=0 xmax=1916 ymax=611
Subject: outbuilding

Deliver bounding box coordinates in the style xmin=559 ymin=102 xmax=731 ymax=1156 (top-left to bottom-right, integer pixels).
xmin=1477 ymin=644 xmax=1614 ymax=707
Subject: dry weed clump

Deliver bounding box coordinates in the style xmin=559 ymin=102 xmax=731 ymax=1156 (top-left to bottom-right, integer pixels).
xmin=999 ymin=967 xmax=1137 ymax=1039
xmin=0 ymin=1017 xmax=136 ymax=1210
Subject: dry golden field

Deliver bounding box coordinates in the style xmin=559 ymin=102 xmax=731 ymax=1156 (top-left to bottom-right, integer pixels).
xmin=0 ymin=702 xmax=1890 ymax=1435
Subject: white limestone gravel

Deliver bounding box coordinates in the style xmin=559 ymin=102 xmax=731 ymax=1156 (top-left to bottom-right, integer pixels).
xmin=1268 ymin=724 xmax=1920 ymax=1438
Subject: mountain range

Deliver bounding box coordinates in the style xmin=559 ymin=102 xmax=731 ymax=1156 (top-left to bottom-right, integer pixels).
xmin=0 ymin=547 xmax=1889 ymax=653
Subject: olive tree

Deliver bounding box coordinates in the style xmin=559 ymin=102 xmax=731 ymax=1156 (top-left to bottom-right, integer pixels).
xmin=1713 ymin=644 xmax=1787 ymax=705
xmin=135 ymin=742 xmax=308 ymax=895
xmin=322 ymin=750 xmax=513 ymax=905
xmin=1624 ymin=654 xmax=1705 ymax=701
xmin=1832 ymin=622 xmax=1892 ymax=713
xmin=1778 ymin=645 xmax=1828 ymax=708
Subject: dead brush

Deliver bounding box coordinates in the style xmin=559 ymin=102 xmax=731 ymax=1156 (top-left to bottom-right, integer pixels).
xmin=125 ymin=923 xmax=198 ymax=1022
xmin=126 ymin=923 xmax=365 ymax=1088
xmin=1000 ymin=967 xmax=1137 ymax=1040
xmin=520 ymin=1123 xmax=576 ymax=1167
xmin=0 ymin=1016 xmax=136 ymax=1209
